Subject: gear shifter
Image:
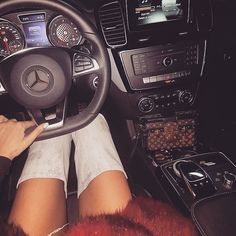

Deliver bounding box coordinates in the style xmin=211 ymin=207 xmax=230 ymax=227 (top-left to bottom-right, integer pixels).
xmin=173 ymin=160 xmax=216 ymax=198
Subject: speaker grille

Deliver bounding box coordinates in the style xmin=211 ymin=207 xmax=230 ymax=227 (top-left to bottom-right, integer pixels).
xmin=98 ymin=1 xmax=127 ymax=48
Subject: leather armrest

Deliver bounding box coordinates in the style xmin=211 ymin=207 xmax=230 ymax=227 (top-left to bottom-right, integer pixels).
xmin=191 ymin=192 xmax=236 ymax=236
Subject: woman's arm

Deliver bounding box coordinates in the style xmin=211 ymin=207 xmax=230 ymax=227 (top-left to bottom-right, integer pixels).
xmin=0 ymin=117 xmax=47 ymax=185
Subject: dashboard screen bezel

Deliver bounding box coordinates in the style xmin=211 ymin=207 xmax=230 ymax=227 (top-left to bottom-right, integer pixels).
xmin=126 ymin=0 xmax=191 ymax=32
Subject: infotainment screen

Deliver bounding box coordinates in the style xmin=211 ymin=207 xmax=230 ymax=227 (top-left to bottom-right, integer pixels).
xmin=127 ymin=0 xmax=189 ymax=31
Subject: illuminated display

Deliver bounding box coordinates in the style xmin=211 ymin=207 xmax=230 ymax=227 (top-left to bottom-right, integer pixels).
xmin=23 ymin=21 xmax=50 ymax=47
xmin=127 ymin=0 xmax=188 ymax=31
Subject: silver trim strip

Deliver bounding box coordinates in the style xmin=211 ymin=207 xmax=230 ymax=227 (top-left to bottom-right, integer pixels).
xmin=187 ymin=0 xmax=191 ymax=23
xmin=108 ymin=49 xmax=127 ymax=92
xmin=200 ymin=40 xmax=207 ymax=77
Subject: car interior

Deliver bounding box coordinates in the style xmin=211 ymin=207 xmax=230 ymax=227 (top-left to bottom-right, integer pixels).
xmin=0 ymin=0 xmax=236 ymax=235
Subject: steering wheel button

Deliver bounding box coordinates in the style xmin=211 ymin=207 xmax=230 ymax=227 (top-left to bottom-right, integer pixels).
xmin=77 ymin=61 xmax=86 ymax=67
xmin=45 ymin=113 xmax=57 ymax=121
xmin=143 ymin=77 xmax=150 ymax=84
xmin=83 ymin=57 xmax=92 ymax=62
xmin=75 ymin=66 xmax=84 ymax=72
xmin=83 ymin=61 xmax=92 ymax=66
xmin=75 ymin=54 xmax=83 ymax=60
xmin=84 ymin=64 xmax=93 ymax=70
xmin=150 ymin=76 xmax=157 ymax=83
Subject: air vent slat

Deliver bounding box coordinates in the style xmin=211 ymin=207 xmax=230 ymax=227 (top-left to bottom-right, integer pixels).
xmin=101 ymin=19 xmax=123 ymax=25
xmin=99 ymin=12 xmax=121 ymax=18
xmin=106 ymin=32 xmax=125 ymax=38
xmin=98 ymin=1 xmax=127 ymax=47
xmin=104 ymin=29 xmax=124 ymax=33
xmin=100 ymin=16 xmax=122 ymax=22
xmin=103 ymin=27 xmax=123 ymax=33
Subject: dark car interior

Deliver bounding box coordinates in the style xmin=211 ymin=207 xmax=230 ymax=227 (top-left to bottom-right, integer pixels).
xmin=0 ymin=0 xmax=236 ymax=235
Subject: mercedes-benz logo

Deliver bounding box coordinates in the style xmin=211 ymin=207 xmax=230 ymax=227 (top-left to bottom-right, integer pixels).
xmin=24 ymin=66 xmax=54 ymax=93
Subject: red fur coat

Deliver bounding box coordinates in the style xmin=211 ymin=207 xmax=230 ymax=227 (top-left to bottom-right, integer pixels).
xmin=67 ymin=197 xmax=199 ymax=236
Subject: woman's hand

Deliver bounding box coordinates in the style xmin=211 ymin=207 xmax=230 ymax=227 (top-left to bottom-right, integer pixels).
xmin=0 ymin=117 xmax=47 ymax=160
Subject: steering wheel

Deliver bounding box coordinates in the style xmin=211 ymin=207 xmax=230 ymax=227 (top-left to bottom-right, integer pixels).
xmin=0 ymin=0 xmax=111 ymax=140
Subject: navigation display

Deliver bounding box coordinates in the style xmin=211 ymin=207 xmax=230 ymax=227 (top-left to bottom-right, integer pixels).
xmin=127 ymin=0 xmax=188 ymax=31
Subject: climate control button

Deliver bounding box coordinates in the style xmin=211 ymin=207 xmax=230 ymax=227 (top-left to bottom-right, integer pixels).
xmin=138 ymin=97 xmax=155 ymax=113
xmin=179 ymin=90 xmax=194 ymax=104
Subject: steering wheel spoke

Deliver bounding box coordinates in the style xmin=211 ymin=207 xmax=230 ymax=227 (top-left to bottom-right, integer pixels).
xmin=28 ymin=98 xmax=67 ymax=131
xmin=72 ymin=52 xmax=100 ymax=79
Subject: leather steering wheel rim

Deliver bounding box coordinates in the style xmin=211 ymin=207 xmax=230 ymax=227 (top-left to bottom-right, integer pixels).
xmin=0 ymin=0 xmax=111 ymax=140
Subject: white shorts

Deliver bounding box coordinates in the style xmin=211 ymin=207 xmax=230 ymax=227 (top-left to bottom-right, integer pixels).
xmin=17 ymin=114 xmax=127 ymax=198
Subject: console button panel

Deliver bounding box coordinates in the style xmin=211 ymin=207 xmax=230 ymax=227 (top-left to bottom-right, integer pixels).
xmin=120 ymin=40 xmax=205 ymax=91
xmin=138 ymin=89 xmax=195 ymax=114
xmin=131 ymin=45 xmax=198 ymax=76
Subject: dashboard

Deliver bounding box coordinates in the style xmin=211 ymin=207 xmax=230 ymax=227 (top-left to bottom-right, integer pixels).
xmin=0 ymin=0 xmax=214 ymax=118
xmin=0 ymin=0 xmax=222 ymax=117
xmin=0 ymin=10 xmax=83 ymax=57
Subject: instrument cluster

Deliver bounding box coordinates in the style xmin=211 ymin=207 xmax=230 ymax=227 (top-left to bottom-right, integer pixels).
xmin=0 ymin=11 xmax=83 ymax=57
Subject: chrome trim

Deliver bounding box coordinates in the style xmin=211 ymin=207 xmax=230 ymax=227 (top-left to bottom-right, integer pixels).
xmin=0 ymin=82 xmax=6 ymax=93
xmin=187 ymin=0 xmax=191 ymax=23
xmin=178 ymin=32 xmax=188 ymax=36
xmin=92 ymin=75 xmax=99 ymax=88
xmin=45 ymin=99 xmax=66 ymax=131
xmin=108 ymin=49 xmax=127 ymax=92
xmin=173 ymin=160 xmax=189 ymax=178
xmin=48 ymin=15 xmax=82 ymax=48
xmin=200 ymin=40 xmax=207 ymax=77
xmin=45 ymin=118 xmax=64 ymax=130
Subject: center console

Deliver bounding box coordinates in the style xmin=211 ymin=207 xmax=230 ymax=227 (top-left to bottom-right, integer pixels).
xmin=99 ymin=1 xmax=236 ymax=235
xmin=98 ymin=1 xmax=236 ymax=234
xmin=161 ymin=152 xmax=236 ymax=210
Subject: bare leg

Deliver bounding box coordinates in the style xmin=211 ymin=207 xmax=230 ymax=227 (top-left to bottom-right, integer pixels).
xmin=9 ymin=179 xmax=66 ymax=236
xmin=72 ymin=114 xmax=132 ymax=218
xmin=9 ymin=134 xmax=72 ymax=235
xmin=78 ymin=170 xmax=131 ymax=218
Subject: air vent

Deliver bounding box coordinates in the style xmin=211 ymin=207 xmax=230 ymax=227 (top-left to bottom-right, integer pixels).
xmin=98 ymin=1 xmax=127 ymax=48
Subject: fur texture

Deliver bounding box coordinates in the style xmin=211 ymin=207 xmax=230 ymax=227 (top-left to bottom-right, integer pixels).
xmin=67 ymin=197 xmax=199 ymax=236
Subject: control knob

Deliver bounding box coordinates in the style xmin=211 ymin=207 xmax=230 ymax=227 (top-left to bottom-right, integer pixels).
xmin=223 ymin=172 xmax=236 ymax=190
xmin=179 ymin=90 xmax=194 ymax=105
xmin=163 ymin=57 xmax=173 ymax=67
xmin=138 ymin=97 xmax=155 ymax=113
